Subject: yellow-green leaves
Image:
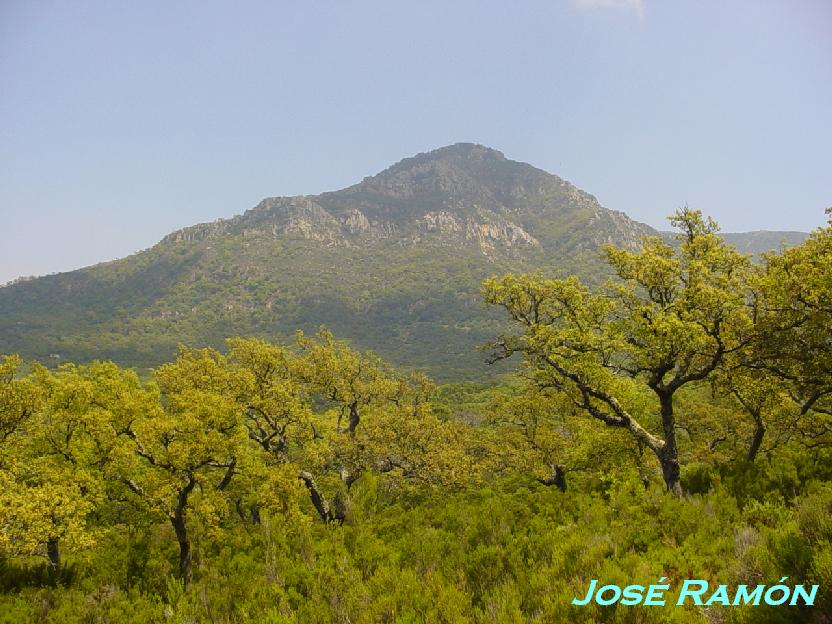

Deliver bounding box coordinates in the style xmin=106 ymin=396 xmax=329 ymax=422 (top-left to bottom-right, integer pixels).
xmin=0 ymin=355 xmax=43 ymax=447
xmin=0 ymin=361 xmax=137 ymax=565
xmin=0 ymin=475 xmax=94 ymax=562
xmin=750 ymin=215 xmax=832 ymax=448
xmin=296 ymin=328 xmax=399 ymax=435
xmin=484 ymin=209 xmax=755 ymax=495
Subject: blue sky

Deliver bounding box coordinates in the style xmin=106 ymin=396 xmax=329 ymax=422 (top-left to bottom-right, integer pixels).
xmin=1 ymin=0 xmax=830 ymax=284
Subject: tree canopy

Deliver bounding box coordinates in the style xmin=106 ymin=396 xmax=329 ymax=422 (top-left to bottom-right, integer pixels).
xmin=1 ymin=209 xmax=831 ymax=621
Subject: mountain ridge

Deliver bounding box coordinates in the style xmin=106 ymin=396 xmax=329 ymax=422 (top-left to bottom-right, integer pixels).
xmin=157 ymin=143 xmax=651 ymax=255
xmin=0 ymin=143 xmax=810 ymax=379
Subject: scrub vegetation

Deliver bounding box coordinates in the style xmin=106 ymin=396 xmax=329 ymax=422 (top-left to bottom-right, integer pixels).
xmin=1 ymin=209 xmax=830 ymax=623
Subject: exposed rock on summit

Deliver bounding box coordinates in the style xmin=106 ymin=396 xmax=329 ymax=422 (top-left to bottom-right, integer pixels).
xmin=161 ymin=142 xmax=653 ymax=258
xmin=0 ymin=143 xmax=676 ymax=378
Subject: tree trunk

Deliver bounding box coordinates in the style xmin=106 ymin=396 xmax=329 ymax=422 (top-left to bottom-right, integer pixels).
xmin=658 ymin=392 xmax=683 ymax=496
xmin=658 ymin=450 xmax=683 ymax=496
xmin=538 ymin=464 xmax=567 ymax=492
xmin=216 ymin=459 xmax=236 ymax=491
xmin=747 ymin=414 xmax=765 ymax=462
xmin=46 ymin=537 xmax=60 ymax=568
xmin=171 ymin=475 xmax=197 ymax=582
xmin=339 ymin=466 xmax=359 ymax=489
xmin=171 ymin=514 xmax=191 ymax=582
xmin=348 ymin=402 xmax=360 ymax=435
xmin=299 ymin=470 xmax=338 ymax=524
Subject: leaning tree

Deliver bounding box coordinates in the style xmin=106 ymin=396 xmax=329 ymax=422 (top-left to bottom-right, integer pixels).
xmin=484 ymin=209 xmax=753 ymax=495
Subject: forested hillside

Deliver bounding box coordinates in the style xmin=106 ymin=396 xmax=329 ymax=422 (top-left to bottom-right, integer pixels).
xmin=2 ymin=209 xmax=830 ymax=623
xmin=1 ymin=144 xmax=801 ymax=381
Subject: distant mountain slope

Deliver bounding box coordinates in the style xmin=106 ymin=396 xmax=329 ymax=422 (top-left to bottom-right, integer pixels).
xmin=0 ymin=143 xmax=804 ymax=379
xmin=719 ymin=231 xmax=809 ymax=255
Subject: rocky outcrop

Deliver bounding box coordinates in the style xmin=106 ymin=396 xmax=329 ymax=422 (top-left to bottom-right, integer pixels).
xmin=415 ymin=210 xmax=539 ymax=252
xmin=417 ymin=210 xmax=465 ymax=235
xmin=159 ymin=143 xmax=652 ymax=257
xmin=584 ymin=208 xmax=651 ymax=251
xmin=340 ymin=208 xmax=371 ymax=234
xmin=338 ymin=209 xmax=398 ymax=238
xmin=260 ymin=198 xmax=342 ymax=243
xmin=162 ymin=220 xmax=232 ymax=244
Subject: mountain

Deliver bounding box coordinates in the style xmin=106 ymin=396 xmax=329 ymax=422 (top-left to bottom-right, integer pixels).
xmin=0 ymin=143 xmax=803 ymax=380
xmin=718 ymin=230 xmax=809 ymax=255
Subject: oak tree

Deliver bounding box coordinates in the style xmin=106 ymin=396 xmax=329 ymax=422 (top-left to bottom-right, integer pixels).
xmin=484 ymin=209 xmax=752 ymax=495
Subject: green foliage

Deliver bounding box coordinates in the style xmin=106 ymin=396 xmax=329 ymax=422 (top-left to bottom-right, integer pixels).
xmin=0 ymin=473 xmax=829 ymax=623
xmin=483 ymin=209 xmax=755 ymax=495
xmin=1 ymin=207 xmax=830 ymax=621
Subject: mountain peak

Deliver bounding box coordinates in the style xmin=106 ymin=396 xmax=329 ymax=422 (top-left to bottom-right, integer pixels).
xmin=390 ymin=142 xmax=506 ymax=168
xmin=159 ymin=143 xmax=646 ymax=255
xmin=317 ymin=143 xmax=563 ymax=223
xmin=372 ymin=142 xmax=523 ymax=180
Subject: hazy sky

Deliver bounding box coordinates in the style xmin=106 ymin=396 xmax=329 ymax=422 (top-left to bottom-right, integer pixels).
xmin=1 ymin=1 xmax=830 ymax=284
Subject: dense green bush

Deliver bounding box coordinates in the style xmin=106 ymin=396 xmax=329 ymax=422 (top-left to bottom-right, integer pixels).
xmin=1 ymin=471 xmax=829 ymax=623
